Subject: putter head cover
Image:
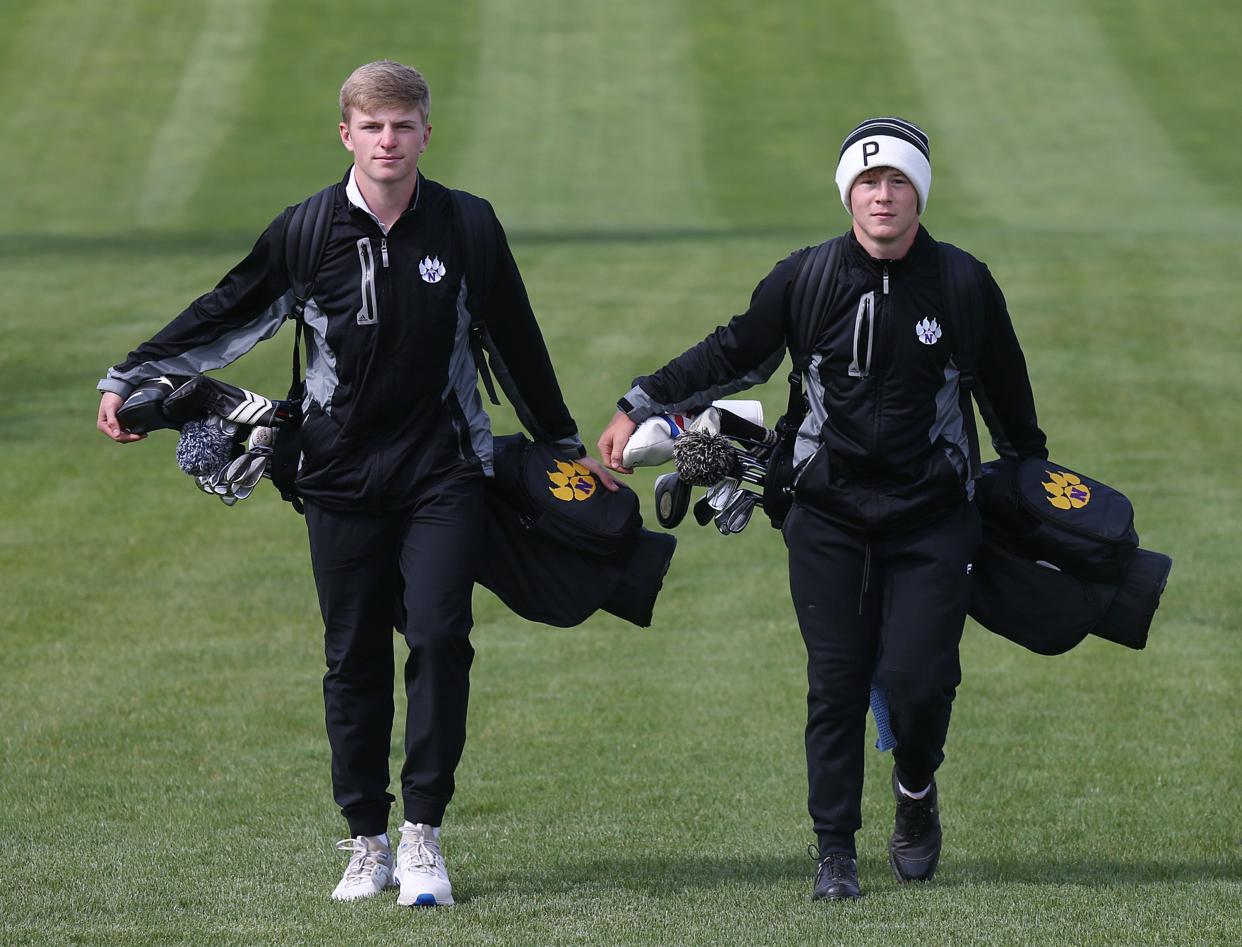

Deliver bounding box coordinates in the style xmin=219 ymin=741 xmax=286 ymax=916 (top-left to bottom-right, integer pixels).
xmin=621 ymin=400 xmax=765 ymax=469
xmin=653 ymin=471 xmax=692 ymax=529
xmin=163 ymin=375 xmax=282 ymax=428
xmin=116 ymin=375 xmax=191 ymax=434
xmin=119 ymin=374 xmax=289 ymax=434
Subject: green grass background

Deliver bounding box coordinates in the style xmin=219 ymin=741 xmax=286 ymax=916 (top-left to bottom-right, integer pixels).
xmin=2 ymin=1 xmax=1239 ymax=944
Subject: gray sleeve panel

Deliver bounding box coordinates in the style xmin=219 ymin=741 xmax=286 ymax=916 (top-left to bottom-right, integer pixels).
xmin=794 ymin=354 xmax=828 ymax=467
xmin=97 ymin=376 xmax=135 ymax=398
xmin=930 ymin=360 xmax=968 ymax=467
xmin=930 ymin=357 xmax=975 ymax=499
xmin=622 ymin=347 xmax=785 ymax=423
xmin=794 ymin=354 xmax=976 ymax=499
xmin=301 ymin=297 xmax=340 ymax=416
xmin=101 ymin=291 xmax=296 ymax=394
xmin=450 ymin=279 xmax=495 ymax=474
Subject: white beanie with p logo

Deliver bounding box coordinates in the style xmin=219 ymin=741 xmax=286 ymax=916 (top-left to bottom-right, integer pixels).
xmin=835 ymin=117 xmax=931 ymax=215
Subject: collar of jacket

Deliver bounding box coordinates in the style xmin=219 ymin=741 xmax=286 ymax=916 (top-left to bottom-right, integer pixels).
xmin=337 ymin=164 xmax=425 ymax=232
xmin=845 ymin=224 xmax=936 ymax=276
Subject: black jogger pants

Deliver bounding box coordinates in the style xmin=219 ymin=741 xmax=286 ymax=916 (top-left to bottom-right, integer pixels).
xmin=783 ymin=500 xmax=981 ymax=857
xmin=305 ymin=476 xmax=485 ymax=837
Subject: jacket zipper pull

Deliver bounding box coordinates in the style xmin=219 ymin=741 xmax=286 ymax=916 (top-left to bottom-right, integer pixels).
xmin=380 ymin=237 xmax=389 ymax=268
xmin=882 ymin=264 xmax=889 ymax=295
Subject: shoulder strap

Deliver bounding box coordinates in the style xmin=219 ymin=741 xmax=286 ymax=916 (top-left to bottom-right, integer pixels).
xmin=777 ymin=237 xmax=844 ymax=434
xmin=284 ymin=184 xmax=337 ymax=308
xmin=789 ymin=237 xmax=844 ymax=370
xmin=268 ymin=184 xmax=336 ymax=514
xmin=450 ymin=189 xmax=502 ymax=405
xmin=937 ymin=241 xmax=986 ymax=478
xmin=280 ymin=184 xmax=337 ymax=402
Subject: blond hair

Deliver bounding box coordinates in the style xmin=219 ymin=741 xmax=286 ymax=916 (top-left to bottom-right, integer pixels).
xmin=339 ymin=60 xmax=431 ymax=122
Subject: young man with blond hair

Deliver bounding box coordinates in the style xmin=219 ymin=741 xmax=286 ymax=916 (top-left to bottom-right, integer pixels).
xmin=97 ymin=60 xmax=613 ymax=906
xmin=599 ymin=117 xmax=1047 ymax=900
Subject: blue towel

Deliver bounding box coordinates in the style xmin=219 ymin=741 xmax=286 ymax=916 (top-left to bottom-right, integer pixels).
xmin=870 ymin=681 xmax=897 ymax=752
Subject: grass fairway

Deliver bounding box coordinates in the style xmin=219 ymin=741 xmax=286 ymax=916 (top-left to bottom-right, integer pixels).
xmin=2 ymin=1 xmax=1240 ymax=944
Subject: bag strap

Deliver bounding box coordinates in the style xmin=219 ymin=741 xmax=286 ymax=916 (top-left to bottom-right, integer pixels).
xmin=777 ymin=237 xmax=845 ymax=437
xmin=281 ymin=183 xmax=337 ymax=403
xmin=937 ymin=242 xmax=986 ymax=479
xmin=270 ymin=184 xmax=336 ymax=513
xmin=450 ymin=189 xmax=502 ymax=405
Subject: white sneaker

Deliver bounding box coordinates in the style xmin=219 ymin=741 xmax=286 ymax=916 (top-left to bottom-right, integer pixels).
xmin=331 ymin=835 xmax=394 ymax=901
xmin=395 ymin=822 xmax=454 ymax=906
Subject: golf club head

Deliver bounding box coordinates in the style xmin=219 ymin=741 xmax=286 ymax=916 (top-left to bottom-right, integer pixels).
xmin=715 ymin=489 xmax=759 ymax=535
xmin=693 ymin=495 xmax=715 ymax=526
xmin=706 ymin=477 xmax=741 ymax=511
xmin=654 ymin=471 xmax=691 ymax=529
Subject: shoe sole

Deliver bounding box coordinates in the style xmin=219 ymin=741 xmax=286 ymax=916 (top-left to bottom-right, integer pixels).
xmin=331 ymin=886 xmax=388 ymax=902
xmin=812 ymin=891 xmax=864 ymax=902
xmin=398 ymin=893 xmax=454 ymax=907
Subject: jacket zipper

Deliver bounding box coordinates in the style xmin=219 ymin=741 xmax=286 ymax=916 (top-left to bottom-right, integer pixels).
xmin=848 ymin=294 xmax=875 ymax=378
xmin=380 ymin=237 xmax=389 ymax=268
xmin=869 ymin=264 xmax=890 ymax=517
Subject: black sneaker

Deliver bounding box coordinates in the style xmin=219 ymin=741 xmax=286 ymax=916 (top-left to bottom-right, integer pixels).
xmin=811 ymin=851 xmax=862 ymax=901
xmin=888 ymin=768 xmax=942 ymax=882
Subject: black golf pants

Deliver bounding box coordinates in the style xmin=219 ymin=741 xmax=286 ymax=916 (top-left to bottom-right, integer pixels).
xmin=305 ymin=476 xmax=485 ymax=837
xmin=784 ymin=500 xmax=981 ymax=857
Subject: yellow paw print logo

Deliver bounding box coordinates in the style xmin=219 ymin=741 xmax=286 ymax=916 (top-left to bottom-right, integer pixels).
xmin=1042 ymin=470 xmax=1091 ymax=510
xmin=547 ymin=460 xmax=597 ymax=501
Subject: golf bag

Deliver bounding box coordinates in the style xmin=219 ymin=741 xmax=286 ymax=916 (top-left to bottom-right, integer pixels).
xmin=480 ymin=434 xmax=675 ymax=627
xmin=968 ymin=458 xmax=1171 ymax=653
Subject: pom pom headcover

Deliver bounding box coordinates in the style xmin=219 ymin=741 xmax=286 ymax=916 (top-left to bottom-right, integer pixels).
xmin=176 ymin=417 xmax=238 ymax=476
xmin=835 ymin=116 xmax=931 ymax=215
xmin=672 ymin=430 xmax=741 ymax=487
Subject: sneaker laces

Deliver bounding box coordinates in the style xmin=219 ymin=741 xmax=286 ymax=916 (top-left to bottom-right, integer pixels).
xmin=808 ymin=845 xmax=855 ymax=884
xmin=336 ymin=837 xmax=389 ymax=883
xmin=398 ymin=828 xmax=444 ymax=877
xmin=896 ymin=794 xmax=936 ymax=838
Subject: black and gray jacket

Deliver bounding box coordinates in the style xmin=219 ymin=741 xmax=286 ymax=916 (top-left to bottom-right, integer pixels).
xmin=99 ymin=170 xmax=584 ymax=512
xmin=619 ymin=226 xmax=1047 ymax=536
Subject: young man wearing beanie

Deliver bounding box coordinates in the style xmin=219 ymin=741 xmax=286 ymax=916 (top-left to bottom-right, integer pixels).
xmin=598 ymin=117 xmax=1047 ymax=899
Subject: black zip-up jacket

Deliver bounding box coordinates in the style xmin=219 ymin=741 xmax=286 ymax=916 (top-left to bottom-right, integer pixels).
xmin=619 ymin=226 xmax=1047 ymax=536
xmin=101 ymin=171 xmax=584 ymax=512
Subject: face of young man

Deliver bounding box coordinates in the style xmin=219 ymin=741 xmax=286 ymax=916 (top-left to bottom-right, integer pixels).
xmin=339 ymin=105 xmax=431 ymax=194
xmin=849 ymin=166 xmax=920 ymax=258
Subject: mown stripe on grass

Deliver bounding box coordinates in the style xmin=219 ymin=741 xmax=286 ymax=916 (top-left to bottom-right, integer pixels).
xmin=896 ymin=0 xmax=1233 ymax=235
xmin=450 ymin=0 xmax=720 ymax=232
xmin=0 ymin=1 xmax=150 ymax=232
xmin=136 ymin=0 xmax=271 ymax=229
xmin=685 ymin=0 xmax=930 ymax=231
xmin=1082 ymin=0 xmax=1242 ymax=210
